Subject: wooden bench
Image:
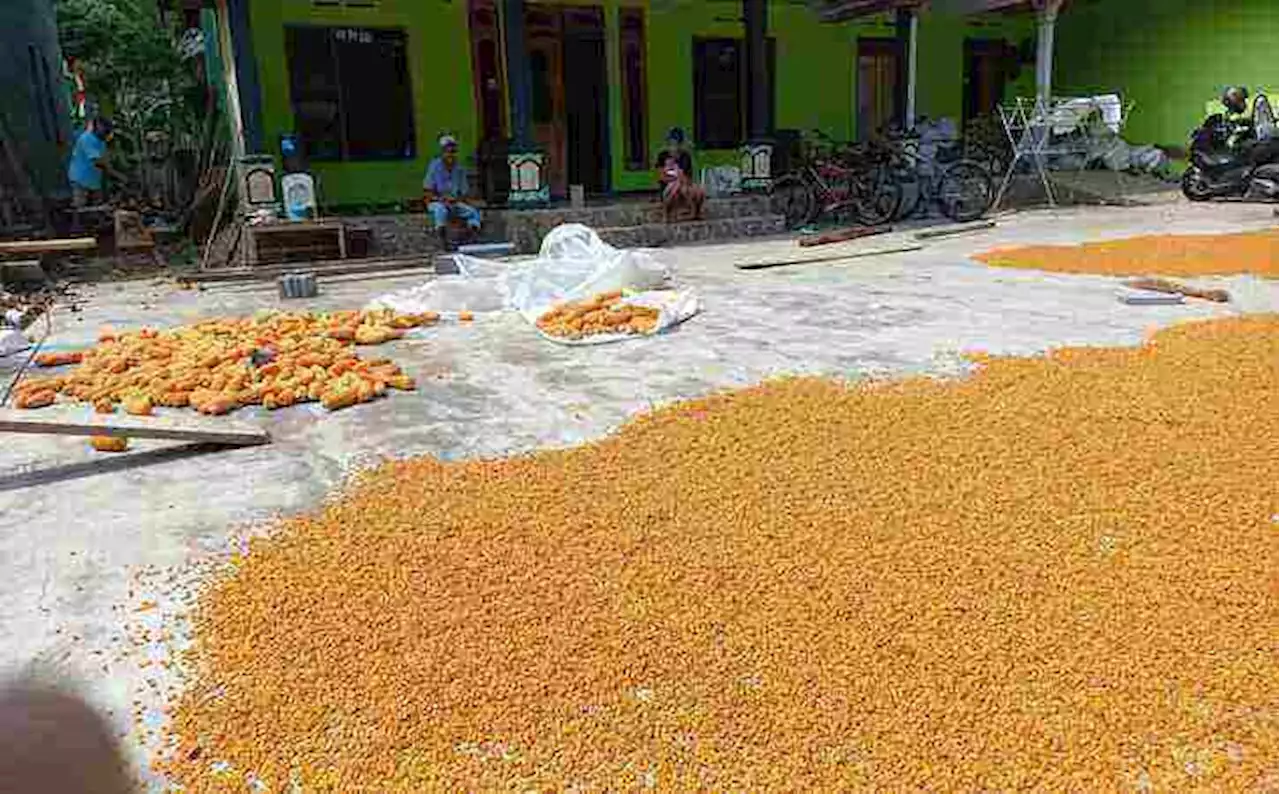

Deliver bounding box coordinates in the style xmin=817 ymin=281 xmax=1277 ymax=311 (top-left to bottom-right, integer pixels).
xmin=242 ymin=219 xmax=348 ymax=266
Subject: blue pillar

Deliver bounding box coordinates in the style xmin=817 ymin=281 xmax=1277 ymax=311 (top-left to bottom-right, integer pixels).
xmin=502 ymin=0 xmax=547 ymax=205
xmin=743 ymin=0 xmax=768 ymax=141
xmin=227 ymin=0 xmax=263 ymax=153
xmin=504 ymin=0 xmax=531 ymax=151
xmin=741 ymin=0 xmax=773 ymax=190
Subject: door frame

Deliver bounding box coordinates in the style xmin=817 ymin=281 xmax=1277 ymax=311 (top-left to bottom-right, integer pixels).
xmin=855 ymin=37 xmax=905 ymax=140
xmin=561 ymin=4 xmax=611 ymax=194
xmin=962 ymin=38 xmax=1009 ymax=125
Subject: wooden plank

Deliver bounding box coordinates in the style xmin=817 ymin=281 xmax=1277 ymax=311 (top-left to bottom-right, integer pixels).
xmin=0 ymin=237 xmax=97 ymax=256
xmin=797 ymin=224 xmax=891 ymax=247
xmin=913 ymin=220 xmax=996 ymax=240
xmin=735 ymin=244 xmax=925 ymax=270
xmin=1124 ymin=277 xmax=1230 ymax=303
xmin=0 ymin=409 xmax=271 ymax=446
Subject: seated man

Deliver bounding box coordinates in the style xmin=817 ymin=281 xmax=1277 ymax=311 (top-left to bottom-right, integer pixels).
xmin=654 ymin=127 xmax=706 ymax=222
xmin=423 ymin=135 xmax=481 ymax=250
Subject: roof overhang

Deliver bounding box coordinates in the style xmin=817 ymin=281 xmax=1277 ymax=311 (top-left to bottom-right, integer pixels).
xmin=812 ymin=0 xmax=1061 ymax=21
xmin=810 ymin=0 xmax=926 ymax=23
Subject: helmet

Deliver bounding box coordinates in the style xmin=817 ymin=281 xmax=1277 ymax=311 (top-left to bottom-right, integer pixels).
xmin=1222 ymin=86 xmax=1249 ymax=114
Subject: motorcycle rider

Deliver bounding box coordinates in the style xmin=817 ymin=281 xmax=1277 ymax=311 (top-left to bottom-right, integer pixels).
xmin=1183 ymin=86 xmax=1279 ymax=202
xmin=1221 ymin=86 xmax=1278 ymax=165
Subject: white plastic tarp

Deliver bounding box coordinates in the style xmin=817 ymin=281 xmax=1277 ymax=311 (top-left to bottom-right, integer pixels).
xmin=367 ymin=224 xmax=701 ymax=344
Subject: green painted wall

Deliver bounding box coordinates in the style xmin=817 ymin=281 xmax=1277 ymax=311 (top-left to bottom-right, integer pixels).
xmin=249 ymin=0 xmax=475 ymax=206
xmin=914 ymin=8 xmax=1034 ymax=123
xmin=244 ymin=1 xmax=1035 ymax=204
xmin=1054 ymin=0 xmax=1280 ymax=148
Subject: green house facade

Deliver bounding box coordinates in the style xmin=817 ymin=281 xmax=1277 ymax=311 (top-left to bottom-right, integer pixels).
xmin=214 ymin=0 xmax=1277 ymax=208
xmin=215 ymin=0 xmax=1034 ymax=207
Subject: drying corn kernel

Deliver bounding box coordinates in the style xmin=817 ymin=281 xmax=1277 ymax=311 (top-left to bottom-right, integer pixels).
xmin=536 ymin=290 xmax=661 ymax=339
xmin=155 ymin=315 xmax=1278 ymax=792
xmin=974 ymin=229 xmax=1279 ymax=276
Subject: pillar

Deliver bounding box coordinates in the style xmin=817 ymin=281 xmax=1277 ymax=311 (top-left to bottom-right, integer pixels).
xmin=904 ymin=9 xmax=919 ymax=129
xmin=225 ymin=0 xmax=263 ymax=154
xmin=213 ymin=0 xmax=245 ymax=160
xmin=501 ymin=0 xmax=547 ymax=205
xmin=741 ymin=0 xmax=773 ymax=191
xmin=1034 ymin=0 xmax=1063 ymax=104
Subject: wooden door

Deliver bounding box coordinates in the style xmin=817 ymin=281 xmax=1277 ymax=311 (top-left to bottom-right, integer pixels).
xmin=963 ymin=39 xmax=1008 ymax=124
xmin=468 ymin=0 xmax=507 ymax=144
xmin=525 ymin=5 xmax=566 ymax=198
xmin=562 ymin=6 xmax=609 ymax=193
xmin=468 ymin=0 xmax=508 ymax=202
xmin=856 ymin=38 xmax=903 ymax=140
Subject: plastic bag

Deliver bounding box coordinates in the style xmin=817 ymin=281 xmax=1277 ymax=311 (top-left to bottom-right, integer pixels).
xmin=367 ymin=272 xmax=507 ymax=315
xmin=367 ymin=223 xmax=699 ymax=344
xmin=502 ymin=223 xmax=673 ymax=323
xmin=0 ymin=328 xmax=30 ymax=357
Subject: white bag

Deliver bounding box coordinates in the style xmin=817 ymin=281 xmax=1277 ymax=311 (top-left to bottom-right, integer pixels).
xmin=0 ymin=329 xmax=30 ymax=357
xmin=368 ymin=223 xmax=700 ymax=344
xmin=506 ymin=224 xmax=700 ymax=344
xmin=367 ymin=273 xmax=507 ymax=315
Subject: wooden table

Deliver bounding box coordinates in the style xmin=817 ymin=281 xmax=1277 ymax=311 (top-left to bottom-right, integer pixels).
xmin=242 ymin=219 xmax=347 ymax=266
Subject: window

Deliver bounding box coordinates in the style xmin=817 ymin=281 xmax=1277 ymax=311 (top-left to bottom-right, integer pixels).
xmin=285 ymin=26 xmax=415 ymax=161
xmin=692 ymin=37 xmax=775 ymax=149
xmin=619 ymin=7 xmax=647 ymax=170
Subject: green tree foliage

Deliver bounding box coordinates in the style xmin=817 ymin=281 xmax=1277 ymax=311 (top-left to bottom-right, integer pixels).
xmin=57 ymin=0 xmax=207 ymax=198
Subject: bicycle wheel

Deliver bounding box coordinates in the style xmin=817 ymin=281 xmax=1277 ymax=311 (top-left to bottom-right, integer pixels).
xmin=852 ymin=168 xmax=902 ymax=226
xmin=770 ymin=175 xmax=816 ymax=228
xmin=936 ymin=161 xmax=994 ymax=223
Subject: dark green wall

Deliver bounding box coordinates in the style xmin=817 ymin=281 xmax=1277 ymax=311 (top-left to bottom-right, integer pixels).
xmin=0 ymin=0 xmax=72 ymax=200
xmin=1054 ymin=0 xmax=1280 ymax=148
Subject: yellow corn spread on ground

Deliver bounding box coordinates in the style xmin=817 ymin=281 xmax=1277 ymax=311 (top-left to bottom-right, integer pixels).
xmin=536 ymin=290 xmax=661 ymax=339
xmin=13 ymin=309 xmax=430 ymax=418
xmin=973 ymin=229 xmax=1279 ymax=277
xmin=155 ymin=314 xmax=1278 ymax=792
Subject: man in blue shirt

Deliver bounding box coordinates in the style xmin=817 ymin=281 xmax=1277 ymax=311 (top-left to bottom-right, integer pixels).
xmin=423 ymin=134 xmax=481 ymax=250
xmin=67 ymin=118 xmax=113 ymax=207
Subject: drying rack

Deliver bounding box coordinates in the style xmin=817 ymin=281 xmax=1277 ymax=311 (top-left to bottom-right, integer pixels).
xmin=993 ymin=95 xmax=1135 ymax=209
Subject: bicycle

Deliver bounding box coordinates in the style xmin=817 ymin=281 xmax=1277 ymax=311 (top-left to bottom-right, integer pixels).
xmin=770 ymin=131 xmax=901 ymax=229
xmin=882 ymin=128 xmax=995 ymax=223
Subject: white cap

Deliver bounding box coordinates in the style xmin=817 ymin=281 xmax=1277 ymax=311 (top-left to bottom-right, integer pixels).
xmin=439 ymin=134 xmax=458 ymax=149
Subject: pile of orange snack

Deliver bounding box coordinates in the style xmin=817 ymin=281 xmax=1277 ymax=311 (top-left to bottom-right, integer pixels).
xmin=12 ymin=308 xmax=434 ymax=416
xmin=535 ymin=290 xmax=660 ymax=340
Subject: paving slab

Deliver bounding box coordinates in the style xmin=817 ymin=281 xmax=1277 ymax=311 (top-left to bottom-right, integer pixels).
xmin=0 ymin=200 xmax=1276 ymax=784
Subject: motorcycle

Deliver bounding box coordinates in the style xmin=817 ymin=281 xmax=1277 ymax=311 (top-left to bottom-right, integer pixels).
xmin=1181 ymin=112 xmax=1278 ymax=202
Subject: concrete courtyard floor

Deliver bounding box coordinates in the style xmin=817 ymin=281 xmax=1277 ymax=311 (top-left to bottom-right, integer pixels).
xmin=0 ymin=200 xmax=1277 ymax=780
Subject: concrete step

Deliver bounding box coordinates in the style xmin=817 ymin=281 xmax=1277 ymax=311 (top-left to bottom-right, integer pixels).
xmin=595 ymin=214 xmax=786 ymax=250
xmin=496 ymin=195 xmax=776 ymax=252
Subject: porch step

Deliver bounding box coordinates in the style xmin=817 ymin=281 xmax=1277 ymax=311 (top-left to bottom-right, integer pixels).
xmin=495 ymin=195 xmax=776 ymax=252
xmin=594 ymin=214 xmax=786 ymax=250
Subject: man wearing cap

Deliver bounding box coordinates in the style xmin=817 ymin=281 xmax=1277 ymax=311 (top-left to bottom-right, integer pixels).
xmin=423 ymin=134 xmax=481 ymax=250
